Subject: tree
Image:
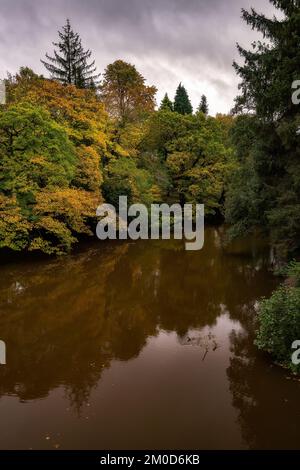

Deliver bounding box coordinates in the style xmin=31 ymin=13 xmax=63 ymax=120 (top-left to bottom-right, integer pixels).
xmin=198 ymin=95 xmax=208 ymax=115
xmin=165 ymin=113 xmax=232 ymax=212
xmin=1 ymin=71 xmax=127 ymax=254
xmin=0 ymin=103 xmax=80 ymax=253
xmin=159 ymin=93 xmax=173 ymax=111
xmin=5 ymin=67 xmax=43 ymax=103
xmin=100 ymin=60 xmax=157 ymax=123
xmin=0 ymin=103 xmax=76 ymax=198
xmin=41 ymin=19 xmax=100 ymax=89
xmin=102 ymin=158 xmax=156 ymax=208
xmin=143 ymin=109 xmax=233 ymax=213
xmin=232 ymin=1 xmax=300 ymax=120
xmin=226 ymin=1 xmax=300 ymax=256
xmin=174 ymin=83 xmax=193 ymax=115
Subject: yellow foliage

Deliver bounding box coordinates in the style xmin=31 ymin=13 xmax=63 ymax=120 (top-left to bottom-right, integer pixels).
xmin=34 ymin=188 xmax=101 ymax=234
xmin=74 ymin=146 xmax=103 ymax=192
xmin=0 ymin=195 xmax=32 ymax=250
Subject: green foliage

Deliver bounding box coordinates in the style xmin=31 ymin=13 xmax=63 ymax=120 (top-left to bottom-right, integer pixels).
xmin=225 ymin=115 xmax=269 ymax=238
xmin=226 ymin=1 xmax=300 ymax=256
xmin=285 ymin=261 xmax=300 ymax=286
xmin=255 ymin=283 xmax=300 ymax=373
xmin=0 ymin=103 xmax=76 ymax=197
xmin=102 ymin=157 xmax=156 ymax=207
xmin=174 ymin=83 xmax=193 ymax=115
xmin=0 ymin=62 xmax=234 ymax=256
xmin=256 ymin=260 xmax=300 ymax=373
xmin=233 ymin=1 xmax=300 ymax=119
xmin=138 ymin=152 xmax=171 ymax=203
xmin=276 ymin=260 xmax=300 ymax=286
xmin=0 ymin=72 xmax=110 ymax=254
xmin=144 ymin=110 xmax=234 ymax=214
xmin=41 ymin=19 xmax=100 ymax=88
xmin=160 ymin=93 xmax=173 ymax=112
xmin=0 ymin=103 xmax=87 ymax=253
xmin=141 ymin=110 xmax=184 ymax=160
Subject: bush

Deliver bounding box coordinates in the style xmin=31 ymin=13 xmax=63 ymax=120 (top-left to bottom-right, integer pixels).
xmin=255 ymin=266 xmax=300 ymax=373
xmin=277 ymin=260 xmax=300 ymax=286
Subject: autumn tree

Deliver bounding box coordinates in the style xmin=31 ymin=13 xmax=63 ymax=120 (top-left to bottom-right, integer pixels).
xmin=100 ymin=60 xmax=157 ymax=123
xmin=1 ymin=70 xmax=121 ymax=254
xmin=41 ymin=19 xmax=100 ymax=89
xmin=0 ymin=103 xmax=78 ymax=253
xmin=174 ymin=83 xmax=193 ymax=115
xmin=2 ymin=68 xmax=169 ymax=254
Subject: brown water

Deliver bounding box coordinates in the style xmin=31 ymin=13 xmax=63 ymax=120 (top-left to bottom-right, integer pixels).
xmin=0 ymin=227 xmax=299 ymax=450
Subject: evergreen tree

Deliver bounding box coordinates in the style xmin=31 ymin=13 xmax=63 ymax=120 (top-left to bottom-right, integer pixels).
xmin=41 ymin=19 xmax=100 ymax=89
xmin=198 ymin=94 xmax=208 ymax=115
xmin=159 ymin=93 xmax=173 ymax=111
xmin=174 ymin=83 xmax=193 ymax=115
xmin=226 ymin=0 xmax=300 ymax=255
xmin=233 ymin=0 xmax=300 ymax=119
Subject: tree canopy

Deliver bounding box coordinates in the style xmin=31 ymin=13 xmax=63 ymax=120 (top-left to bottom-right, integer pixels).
xmin=226 ymin=0 xmax=300 ymax=256
xmin=0 ymin=64 xmax=235 ymax=254
xmin=100 ymin=60 xmax=157 ymax=124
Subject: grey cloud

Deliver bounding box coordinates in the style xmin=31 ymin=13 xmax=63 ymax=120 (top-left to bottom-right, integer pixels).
xmin=0 ymin=0 xmax=277 ymax=114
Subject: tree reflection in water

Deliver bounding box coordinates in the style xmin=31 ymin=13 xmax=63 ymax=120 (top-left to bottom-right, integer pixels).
xmin=227 ymin=320 xmax=300 ymax=449
xmin=0 ymin=227 xmax=293 ymax=449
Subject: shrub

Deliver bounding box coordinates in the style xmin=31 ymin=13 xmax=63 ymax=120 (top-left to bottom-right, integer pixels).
xmin=255 ymin=264 xmax=300 ymax=373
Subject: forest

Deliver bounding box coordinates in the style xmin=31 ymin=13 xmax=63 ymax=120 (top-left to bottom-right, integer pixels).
xmin=1 ymin=1 xmax=300 ymax=373
xmin=0 ymin=62 xmax=233 ymax=255
xmin=1 ymin=5 xmax=300 ymax=260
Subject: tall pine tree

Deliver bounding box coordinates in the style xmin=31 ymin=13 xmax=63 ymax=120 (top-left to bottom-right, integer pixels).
xmin=41 ymin=19 xmax=100 ymax=89
xmin=160 ymin=93 xmax=173 ymax=111
xmin=233 ymin=0 xmax=300 ymax=120
xmin=174 ymin=83 xmax=193 ymax=115
xmin=227 ymin=0 xmax=300 ymax=255
xmin=198 ymin=95 xmax=208 ymax=115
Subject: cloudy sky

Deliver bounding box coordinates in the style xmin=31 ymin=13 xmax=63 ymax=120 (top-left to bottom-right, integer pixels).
xmin=0 ymin=0 xmax=277 ymax=114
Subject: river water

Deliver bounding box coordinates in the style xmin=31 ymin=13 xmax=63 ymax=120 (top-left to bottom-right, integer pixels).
xmin=0 ymin=227 xmax=299 ymax=450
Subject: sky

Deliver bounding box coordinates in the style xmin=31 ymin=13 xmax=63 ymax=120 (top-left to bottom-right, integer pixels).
xmin=0 ymin=0 xmax=278 ymax=115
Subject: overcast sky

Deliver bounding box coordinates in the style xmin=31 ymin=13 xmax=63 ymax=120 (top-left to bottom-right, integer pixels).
xmin=0 ymin=0 xmax=277 ymax=115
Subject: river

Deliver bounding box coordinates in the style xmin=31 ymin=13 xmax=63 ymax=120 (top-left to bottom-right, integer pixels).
xmin=0 ymin=227 xmax=299 ymax=449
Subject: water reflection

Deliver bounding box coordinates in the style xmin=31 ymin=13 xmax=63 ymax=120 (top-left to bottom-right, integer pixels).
xmin=0 ymin=227 xmax=296 ymax=449
xmin=227 ymin=324 xmax=300 ymax=449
